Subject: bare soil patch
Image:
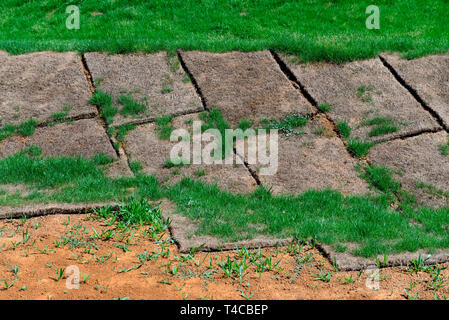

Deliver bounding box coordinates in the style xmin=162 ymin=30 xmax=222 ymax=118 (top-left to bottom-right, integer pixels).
xmin=278 ymin=54 xmax=440 ymax=142
xmin=369 ymin=131 xmax=449 ymax=207
xmin=124 ymin=113 xmax=257 ymax=193
xmin=381 ymin=53 xmax=449 ymax=130
xmin=0 ymin=51 xmax=96 ymax=126
xmin=0 ymin=213 xmax=448 ymax=300
xmin=179 ymin=50 xmax=314 ymax=127
xmin=84 ymin=52 xmax=203 ymax=126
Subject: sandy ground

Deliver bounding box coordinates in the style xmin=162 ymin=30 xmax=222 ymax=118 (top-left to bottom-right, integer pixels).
xmin=0 ymin=213 xmax=447 ymax=300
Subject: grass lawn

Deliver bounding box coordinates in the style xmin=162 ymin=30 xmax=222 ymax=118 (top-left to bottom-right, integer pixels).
xmin=1 ymin=148 xmax=449 ymax=258
xmin=0 ymin=0 xmax=448 ymax=61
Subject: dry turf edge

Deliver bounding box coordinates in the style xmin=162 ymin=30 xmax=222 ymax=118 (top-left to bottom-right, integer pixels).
xmin=0 ymin=50 xmax=448 ymax=271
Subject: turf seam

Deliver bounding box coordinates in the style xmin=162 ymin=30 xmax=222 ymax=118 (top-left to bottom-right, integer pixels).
xmin=378 ymin=55 xmax=448 ymax=132
xmin=233 ymin=147 xmax=261 ymax=186
xmin=269 ymin=50 xmax=368 ymax=163
xmin=176 ymin=50 xmax=208 ymax=111
xmin=176 ymin=50 xmax=261 ymax=187
xmin=80 ymin=54 xmax=121 ymax=158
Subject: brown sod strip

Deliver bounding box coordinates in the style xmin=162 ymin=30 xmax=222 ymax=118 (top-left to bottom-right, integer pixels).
xmin=123 ymin=113 xmax=257 ymax=193
xmin=319 ymin=243 xmax=449 ymax=271
xmin=179 ymin=50 xmax=314 ymax=127
xmin=0 ymin=203 xmax=116 ymax=219
xmin=369 ymin=131 xmax=449 ymax=207
xmin=380 ymin=53 xmax=449 ymax=130
xmin=0 ymin=118 xmax=132 ymax=177
xmin=84 ymin=52 xmax=203 ymax=126
xmin=0 ymin=51 xmax=96 ymax=126
xmin=159 ymin=201 xmax=292 ymax=253
xmin=277 ymin=54 xmax=440 ymax=142
xmin=0 ymin=119 xmax=116 ymax=159
xmin=239 ymin=116 xmax=370 ymax=195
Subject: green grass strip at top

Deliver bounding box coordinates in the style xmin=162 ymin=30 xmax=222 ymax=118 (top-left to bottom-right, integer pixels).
xmin=1 ymin=1 xmax=449 ymax=62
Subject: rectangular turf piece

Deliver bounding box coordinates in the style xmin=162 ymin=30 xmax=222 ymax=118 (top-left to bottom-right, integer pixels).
xmin=240 ymin=115 xmax=370 ymax=195
xmin=84 ymin=52 xmax=203 ymax=126
xmin=369 ymin=131 xmax=449 ymax=207
xmin=0 ymin=119 xmax=116 ymax=159
xmin=381 ymin=53 xmax=449 ymax=130
xmin=0 ymin=51 xmax=96 ymax=126
xmin=123 ymin=113 xmax=257 ymax=193
xmin=179 ymin=50 xmax=314 ymax=127
xmin=278 ymin=54 xmax=440 ymax=142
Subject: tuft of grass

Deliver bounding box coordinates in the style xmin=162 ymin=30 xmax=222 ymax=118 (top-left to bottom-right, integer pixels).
xmin=89 ymin=90 xmax=117 ymax=125
xmin=368 ymin=124 xmax=398 ymax=137
xmin=118 ymin=95 xmax=147 ymax=117
xmin=357 ymin=85 xmax=374 ymax=103
xmin=347 ymin=139 xmax=374 ymax=157
xmin=439 ymin=135 xmax=449 ymax=156
xmin=262 ymin=113 xmax=307 ymax=136
xmin=115 ymin=124 xmax=136 ymax=142
xmin=317 ymin=104 xmax=332 ymax=112
xmin=237 ymin=119 xmax=253 ymax=131
xmin=358 ymin=165 xmax=401 ymax=196
xmin=0 ymin=118 xmax=36 ymax=141
xmin=129 ymin=160 xmax=143 ymax=174
xmin=336 ymin=121 xmax=351 ymax=139
xmin=163 ymin=157 xmax=187 ymax=169
xmin=155 ymin=115 xmax=174 ymax=140
xmin=362 ymin=116 xmax=398 ymax=137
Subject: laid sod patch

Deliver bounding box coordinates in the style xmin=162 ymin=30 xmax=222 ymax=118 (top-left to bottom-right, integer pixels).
xmin=381 ymin=53 xmax=449 ymax=130
xmin=179 ymin=50 xmax=313 ymax=127
xmin=369 ymin=131 xmax=449 ymax=207
xmin=0 ymin=119 xmax=133 ymax=178
xmin=123 ymin=113 xmax=257 ymax=193
xmin=0 ymin=51 xmax=96 ymax=125
xmin=0 ymin=119 xmax=116 ymax=160
xmin=1 ymin=1 xmax=449 ymax=63
xmin=278 ymin=55 xmax=440 ymax=142
xmin=240 ymin=117 xmax=369 ymax=195
xmin=84 ymin=52 xmax=202 ymax=126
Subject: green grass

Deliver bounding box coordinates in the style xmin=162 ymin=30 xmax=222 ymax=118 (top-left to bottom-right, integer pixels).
xmin=1 ymin=148 xmax=449 ymax=258
xmin=88 ymin=90 xmax=117 ymax=125
xmin=368 ymin=124 xmax=398 ymax=137
xmin=114 ymin=124 xmax=136 ymax=142
xmin=1 ymin=1 xmax=448 ymax=62
xmin=317 ymin=104 xmax=332 ymax=113
xmin=155 ymin=116 xmax=174 ymax=140
xmin=118 ymin=95 xmax=147 ymax=117
xmin=361 ymin=116 xmax=398 ymax=137
xmin=0 ymin=118 xmax=37 ymax=141
xmin=336 ymin=121 xmax=351 ymax=139
xmin=439 ymin=135 xmax=449 ymax=156
xmin=347 ymin=139 xmax=374 ymax=158
xmin=237 ymin=119 xmax=253 ymax=131
xmin=262 ymin=113 xmax=307 ymax=136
